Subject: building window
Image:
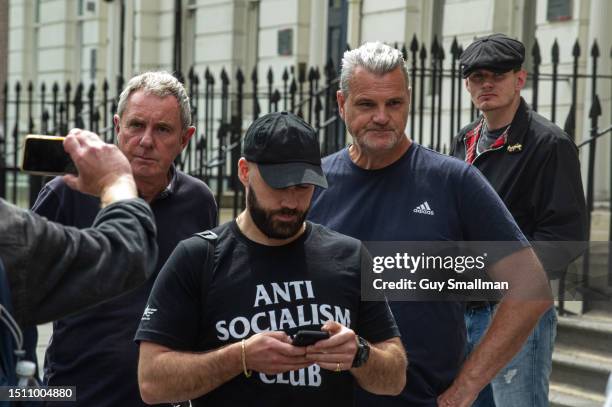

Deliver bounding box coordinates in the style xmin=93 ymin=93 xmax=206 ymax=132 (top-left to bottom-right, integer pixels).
xmin=33 ymin=0 xmax=41 ymax=80
xmin=522 ymin=0 xmax=537 ymax=86
xmin=75 ymin=7 xmax=85 ymax=81
xmin=183 ymin=0 xmax=197 ymax=74
xmin=34 ymin=0 xmax=41 ymax=23
xmin=327 ymin=0 xmax=348 ymax=69
xmin=432 ymin=0 xmax=445 ymax=46
xmin=547 ymin=0 xmax=572 ymax=22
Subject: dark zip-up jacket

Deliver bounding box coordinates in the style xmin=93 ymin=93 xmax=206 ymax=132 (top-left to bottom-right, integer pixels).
xmin=451 ymin=98 xmax=587 ymax=278
xmin=0 ymin=198 xmax=157 ymax=327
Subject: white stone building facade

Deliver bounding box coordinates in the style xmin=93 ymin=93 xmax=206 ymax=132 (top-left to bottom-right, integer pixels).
xmin=5 ymin=0 xmax=612 ymax=202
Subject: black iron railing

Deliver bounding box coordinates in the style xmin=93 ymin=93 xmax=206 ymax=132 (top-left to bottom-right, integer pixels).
xmin=1 ymin=35 xmax=611 ymax=306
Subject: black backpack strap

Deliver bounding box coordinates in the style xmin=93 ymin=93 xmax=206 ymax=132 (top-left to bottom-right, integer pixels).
xmin=194 ymin=230 xmax=218 ymax=308
xmin=169 ymin=231 xmax=216 ymax=407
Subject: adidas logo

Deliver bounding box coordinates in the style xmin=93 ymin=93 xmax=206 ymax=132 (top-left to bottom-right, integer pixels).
xmin=413 ymin=201 xmax=435 ymax=216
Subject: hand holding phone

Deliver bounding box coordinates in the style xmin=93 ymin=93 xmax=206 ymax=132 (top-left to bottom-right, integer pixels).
xmin=60 ymin=129 xmax=137 ymax=204
xmin=302 ymin=321 xmax=360 ymax=373
xmin=21 ymin=135 xmax=77 ymax=175
xmin=292 ymin=330 xmax=330 ymax=347
xmin=21 ymin=130 xmax=137 ymax=204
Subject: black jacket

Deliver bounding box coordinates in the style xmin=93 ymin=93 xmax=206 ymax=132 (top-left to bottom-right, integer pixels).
xmin=451 ymin=98 xmax=588 ymax=278
xmin=0 ymin=198 xmax=158 ymax=326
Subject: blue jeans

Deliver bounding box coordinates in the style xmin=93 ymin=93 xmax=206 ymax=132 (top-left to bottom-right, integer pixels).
xmin=465 ymin=304 xmax=496 ymax=407
xmin=465 ymin=304 xmax=557 ymax=407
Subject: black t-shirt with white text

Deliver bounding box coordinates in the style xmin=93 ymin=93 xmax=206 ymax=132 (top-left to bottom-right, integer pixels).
xmin=135 ymin=221 xmax=399 ymax=407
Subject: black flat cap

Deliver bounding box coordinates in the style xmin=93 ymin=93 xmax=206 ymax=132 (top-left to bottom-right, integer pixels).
xmin=460 ymin=33 xmax=525 ymax=78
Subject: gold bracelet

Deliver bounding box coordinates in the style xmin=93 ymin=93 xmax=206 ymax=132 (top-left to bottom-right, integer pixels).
xmin=241 ymin=339 xmax=252 ymax=378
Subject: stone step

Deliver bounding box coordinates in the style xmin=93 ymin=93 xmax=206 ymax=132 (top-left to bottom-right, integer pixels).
xmin=590 ymin=209 xmax=610 ymax=240
xmin=556 ymin=314 xmax=612 ymax=360
xmin=587 ymin=299 xmax=612 ymax=314
xmin=549 ymin=383 xmax=605 ymax=407
xmin=551 ymin=345 xmax=612 ymax=395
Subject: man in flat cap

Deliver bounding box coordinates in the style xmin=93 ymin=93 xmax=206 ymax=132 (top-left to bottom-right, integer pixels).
xmin=136 ymin=111 xmax=406 ymax=406
xmin=452 ymin=33 xmax=587 ymax=407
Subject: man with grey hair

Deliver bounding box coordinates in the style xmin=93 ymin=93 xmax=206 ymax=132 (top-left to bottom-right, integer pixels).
xmin=308 ymin=41 xmax=552 ymax=407
xmin=32 ymin=71 xmax=218 ymax=406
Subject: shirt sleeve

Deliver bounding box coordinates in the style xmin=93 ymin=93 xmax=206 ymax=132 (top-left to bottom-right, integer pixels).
xmin=135 ymin=237 xmax=209 ymax=350
xmin=457 ymin=165 xmax=530 ymax=264
xmin=31 ymin=180 xmax=68 ymax=223
xmin=528 ymin=137 xmax=588 ymax=273
xmin=355 ymin=245 xmax=400 ymax=344
xmin=7 ymin=198 xmax=157 ymax=326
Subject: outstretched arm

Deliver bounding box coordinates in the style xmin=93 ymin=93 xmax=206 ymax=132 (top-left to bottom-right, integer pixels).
xmin=3 ymin=129 xmax=157 ymax=326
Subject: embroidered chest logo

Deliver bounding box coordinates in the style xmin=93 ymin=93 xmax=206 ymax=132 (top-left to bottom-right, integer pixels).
xmin=413 ymin=201 xmax=435 ymax=216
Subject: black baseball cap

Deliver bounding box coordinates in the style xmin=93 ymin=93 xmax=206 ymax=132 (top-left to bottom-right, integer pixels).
xmin=460 ymin=33 xmax=525 ymax=78
xmin=243 ymin=111 xmax=328 ymax=189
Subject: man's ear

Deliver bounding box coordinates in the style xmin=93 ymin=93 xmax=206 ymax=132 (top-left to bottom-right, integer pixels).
xmin=337 ymin=90 xmax=346 ymax=120
xmin=181 ymin=126 xmax=196 ymax=149
xmin=113 ymin=115 xmax=121 ymax=139
xmin=407 ymin=86 xmax=412 ymax=114
xmin=238 ymin=158 xmax=250 ymax=188
xmin=515 ymin=69 xmax=527 ymax=91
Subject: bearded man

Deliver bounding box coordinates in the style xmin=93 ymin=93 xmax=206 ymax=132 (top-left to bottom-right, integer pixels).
xmin=135 ymin=111 xmax=407 ymax=406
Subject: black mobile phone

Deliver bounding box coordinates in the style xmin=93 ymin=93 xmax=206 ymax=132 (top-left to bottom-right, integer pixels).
xmin=292 ymin=330 xmax=330 ymax=347
xmin=21 ymin=135 xmax=77 ymax=176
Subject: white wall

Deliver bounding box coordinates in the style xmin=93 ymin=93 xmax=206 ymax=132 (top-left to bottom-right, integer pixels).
xmin=257 ymin=0 xmax=310 ymax=98
xmin=5 ymin=0 xmax=611 ymax=200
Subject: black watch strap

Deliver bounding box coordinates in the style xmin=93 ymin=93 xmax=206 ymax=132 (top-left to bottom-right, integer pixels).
xmin=352 ymin=336 xmax=370 ymax=368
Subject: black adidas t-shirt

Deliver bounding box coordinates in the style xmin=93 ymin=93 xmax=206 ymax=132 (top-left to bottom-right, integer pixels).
xmin=135 ymin=221 xmax=399 ymax=407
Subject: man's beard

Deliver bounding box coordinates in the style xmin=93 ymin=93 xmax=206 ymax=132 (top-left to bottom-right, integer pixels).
xmin=354 ymin=127 xmax=404 ymax=153
xmin=247 ymin=185 xmax=309 ymax=239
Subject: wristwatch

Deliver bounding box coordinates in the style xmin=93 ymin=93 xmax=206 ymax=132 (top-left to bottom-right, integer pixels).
xmin=351 ymin=336 xmax=370 ymax=368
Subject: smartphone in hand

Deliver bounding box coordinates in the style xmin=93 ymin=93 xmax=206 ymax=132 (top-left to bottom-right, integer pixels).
xmin=21 ymin=135 xmax=77 ymax=175
xmin=292 ymin=330 xmax=330 ymax=347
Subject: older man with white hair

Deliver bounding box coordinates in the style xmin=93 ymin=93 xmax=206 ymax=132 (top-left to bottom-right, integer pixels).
xmin=32 ymin=71 xmax=217 ymax=406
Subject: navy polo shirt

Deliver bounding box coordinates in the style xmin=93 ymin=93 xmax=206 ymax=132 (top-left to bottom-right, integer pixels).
xmin=32 ymin=168 xmax=217 ymax=406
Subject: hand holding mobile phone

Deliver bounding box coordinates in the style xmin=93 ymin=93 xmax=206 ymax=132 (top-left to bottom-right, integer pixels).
xmin=291 ymin=330 xmax=330 ymax=347
xmin=21 ymin=135 xmax=77 ymax=176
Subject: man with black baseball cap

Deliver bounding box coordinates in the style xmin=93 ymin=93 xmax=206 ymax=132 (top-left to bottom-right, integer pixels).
xmin=452 ymin=34 xmax=587 ymax=407
xmin=242 ymin=111 xmax=328 ymax=189
xmin=135 ymin=111 xmax=406 ymax=406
